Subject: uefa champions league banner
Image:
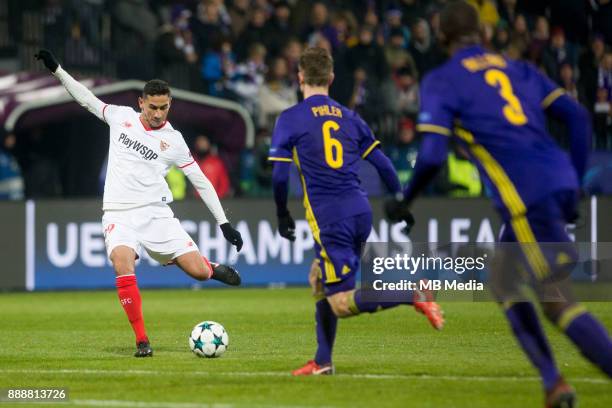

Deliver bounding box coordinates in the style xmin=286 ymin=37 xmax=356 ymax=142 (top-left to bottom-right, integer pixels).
xmin=23 ymin=197 xmax=594 ymax=290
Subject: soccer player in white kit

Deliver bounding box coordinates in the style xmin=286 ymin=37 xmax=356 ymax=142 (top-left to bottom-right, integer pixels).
xmin=36 ymin=50 xmax=244 ymax=357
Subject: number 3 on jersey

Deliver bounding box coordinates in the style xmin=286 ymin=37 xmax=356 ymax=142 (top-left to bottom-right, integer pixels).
xmin=484 ymin=69 xmax=528 ymax=126
xmin=322 ymin=120 xmax=343 ymax=169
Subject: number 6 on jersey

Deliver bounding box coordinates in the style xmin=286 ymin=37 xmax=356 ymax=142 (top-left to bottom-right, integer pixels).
xmin=322 ymin=120 xmax=343 ymax=169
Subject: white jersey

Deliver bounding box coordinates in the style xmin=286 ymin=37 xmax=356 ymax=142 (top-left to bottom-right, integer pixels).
xmin=102 ymin=105 xmax=194 ymax=210
xmin=53 ymin=66 xmax=228 ymax=224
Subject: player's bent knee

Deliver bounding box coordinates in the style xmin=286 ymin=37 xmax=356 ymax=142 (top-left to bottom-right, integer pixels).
xmin=541 ymin=301 xmax=571 ymax=323
xmin=110 ymin=247 xmax=136 ymax=276
xmin=175 ymin=252 xmax=210 ymax=281
xmin=327 ymin=291 xmax=353 ymax=318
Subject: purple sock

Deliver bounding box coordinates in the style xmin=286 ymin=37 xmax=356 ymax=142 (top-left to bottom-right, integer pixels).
xmin=505 ymin=302 xmax=560 ymax=390
xmin=351 ymin=288 xmax=413 ymax=314
xmin=314 ymin=299 xmax=337 ymax=366
xmin=562 ymin=307 xmax=612 ymax=377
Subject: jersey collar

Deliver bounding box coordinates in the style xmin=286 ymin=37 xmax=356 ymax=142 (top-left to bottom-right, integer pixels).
xmin=139 ymin=115 xmax=167 ymax=131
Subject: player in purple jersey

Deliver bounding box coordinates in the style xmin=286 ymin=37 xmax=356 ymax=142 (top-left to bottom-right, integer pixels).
xmin=385 ymin=2 xmax=612 ymax=407
xmin=269 ymin=47 xmax=445 ymax=376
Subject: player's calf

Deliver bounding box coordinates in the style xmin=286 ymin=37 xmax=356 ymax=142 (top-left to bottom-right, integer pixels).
xmin=326 ymin=291 xmax=356 ymax=317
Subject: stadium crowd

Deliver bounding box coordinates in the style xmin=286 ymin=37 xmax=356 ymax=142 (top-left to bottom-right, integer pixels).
xmin=1 ymin=0 xmax=611 ymax=199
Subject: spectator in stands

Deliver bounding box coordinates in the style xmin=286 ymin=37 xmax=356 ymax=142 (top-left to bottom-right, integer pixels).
xmin=579 ymin=35 xmax=607 ymax=110
xmin=407 ymin=18 xmax=442 ymax=77
xmin=193 ymin=135 xmax=230 ymax=199
xmin=347 ymin=25 xmax=389 ymax=84
xmin=281 ymin=38 xmax=302 ymax=86
xmin=498 ymin=0 xmax=518 ymax=26
xmin=382 ymin=8 xmax=409 ymax=47
xmin=391 ymin=65 xmax=420 ymax=116
xmin=598 ymin=52 xmax=612 ymax=101
xmin=259 ymin=57 xmax=298 ymax=129
xmin=201 ymin=36 xmax=236 ymax=96
xmin=42 ymin=0 xmax=69 ymax=59
xmin=228 ymin=0 xmax=250 ymax=38
xmin=542 ymin=27 xmax=577 ymax=83
xmin=385 ymin=28 xmax=417 ymax=74
xmin=528 ymin=16 xmax=549 ymax=65
xmin=387 ymin=117 xmax=419 ymax=186
xmin=263 ymin=1 xmax=294 ymax=57
xmin=156 ymin=6 xmax=199 ymax=90
xmin=63 ymin=21 xmax=100 ymax=72
xmin=191 ymin=0 xmax=231 ymax=54
xmin=301 ymin=2 xmax=333 ymax=45
xmin=0 ymin=134 xmax=24 ymax=201
xmin=594 ymin=87 xmax=612 ymax=149
xmin=227 ymin=43 xmax=267 ymax=125
xmin=236 ymin=7 xmax=269 ymax=60
xmin=328 ymin=10 xmax=358 ymax=51
xmin=559 ymin=62 xmax=586 ymax=105
xmin=111 ymin=0 xmax=157 ymax=80
xmin=508 ymin=14 xmax=530 ymax=59
xmin=492 ymin=22 xmax=511 ymax=54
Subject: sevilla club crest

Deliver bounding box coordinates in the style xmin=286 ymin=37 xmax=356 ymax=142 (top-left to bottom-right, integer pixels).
xmin=160 ymin=140 xmax=170 ymax=151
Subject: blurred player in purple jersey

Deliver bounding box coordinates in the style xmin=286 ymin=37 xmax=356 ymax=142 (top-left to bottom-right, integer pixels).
xmin=385 ymin=2 xmax=612 ymax=407
xmin=269 ymin=47 xmax=445 ymax=376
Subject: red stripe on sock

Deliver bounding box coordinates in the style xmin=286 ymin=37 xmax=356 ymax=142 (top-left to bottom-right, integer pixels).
xmin=116 ymin=275 xmax=148 ymax=343
xmin=202 ymin=256 xmax=213 ymax=280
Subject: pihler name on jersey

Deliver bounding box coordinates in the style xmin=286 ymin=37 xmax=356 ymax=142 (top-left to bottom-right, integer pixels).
xmin=118 ymin=133 xmax=159 ymax=161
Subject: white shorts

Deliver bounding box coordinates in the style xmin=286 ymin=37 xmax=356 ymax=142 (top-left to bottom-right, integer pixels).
xmin=102 ymin=204 xmax=198 ymax=265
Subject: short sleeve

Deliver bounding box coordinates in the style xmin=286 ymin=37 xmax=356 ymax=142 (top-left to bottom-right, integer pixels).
xmin=416 ymin=72 xmax=458 ymax=137
xmin=171 ymin=133 xmax=197 ymax=172
xmin=356 ymin=115 xmax=380 ymax=159
xmin=268 ymin=112 xmax=294 ymax=162
xmin=102 ymin=105 xmax=132 ymax=124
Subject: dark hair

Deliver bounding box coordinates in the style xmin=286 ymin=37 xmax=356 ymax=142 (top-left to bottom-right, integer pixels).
xmin=440 ymin=0 xmax=481 ymax=46
xmin=299 ymin=47 xmax=334 ymax=87
xmin=143 ymin=79 xmax=171 ymax=97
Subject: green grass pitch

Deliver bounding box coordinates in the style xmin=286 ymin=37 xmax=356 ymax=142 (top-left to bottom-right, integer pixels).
xmin=0 ymin=288 xmax=610 ymax=408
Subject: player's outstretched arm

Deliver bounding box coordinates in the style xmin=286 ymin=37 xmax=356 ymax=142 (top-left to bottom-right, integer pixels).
xmin=545 ymin=94 xmax=591 ymax=183
xmin=35 ymin=49 xmax=106 ymax=121
xmin=271 ymin=162 xmax=295 ymax=241
xmin=182 ymin=164 xmax=243 ymax=251
xmin=364 ymin=148 xmax=401 ymax=194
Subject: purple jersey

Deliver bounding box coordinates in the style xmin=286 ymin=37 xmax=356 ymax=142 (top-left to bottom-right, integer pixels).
xmin=417 ymin=45 xmax=578 ymax=218
xmin=268 ymin=94 xmax=380 ymax=228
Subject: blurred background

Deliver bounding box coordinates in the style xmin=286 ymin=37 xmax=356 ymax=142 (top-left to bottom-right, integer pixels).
xmin=0 ymin=0 xmax=610 ymax=200
xmin=0 ymin=0 xmax=611 ymax=290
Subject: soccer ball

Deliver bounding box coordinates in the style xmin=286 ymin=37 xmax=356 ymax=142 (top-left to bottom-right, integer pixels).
xmin=189 ymin=321 xmax=229 ymax=358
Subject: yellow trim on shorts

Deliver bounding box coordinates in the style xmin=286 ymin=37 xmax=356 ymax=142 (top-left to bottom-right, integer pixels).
xmin=292 ymin=147 xmax=340 ymax=283
xmin=268 ymin=157 xmax=293 ymax=162
xmin=455 ymin=128 xmax=550 ymax=280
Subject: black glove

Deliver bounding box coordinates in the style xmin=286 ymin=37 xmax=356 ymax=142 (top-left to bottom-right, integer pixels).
xmin=220 ymin=223 xmax=243 ymax=251
xmin=278 ymin=213 xmax=296 ymax=241
xmin=384 ymin=197 xmax=416 ymax=235
xmin=35 ymin=49 xmax=60 ymax=73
